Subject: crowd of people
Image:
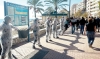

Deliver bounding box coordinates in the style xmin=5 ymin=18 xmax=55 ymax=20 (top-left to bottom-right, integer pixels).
xmin=0 ymin=16 xmax=100 ymax=59
xmin=66 ymin=16 xmax=100 ymax=48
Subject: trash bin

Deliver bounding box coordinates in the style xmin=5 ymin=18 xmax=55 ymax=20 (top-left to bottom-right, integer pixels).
xmin=18 ymin=30 xmax=28 ymax=38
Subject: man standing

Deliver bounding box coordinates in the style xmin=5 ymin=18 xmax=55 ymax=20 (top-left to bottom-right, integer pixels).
xmin=80 ymin=17 xmax=86 ymax=34
xmin=60 ymin=16 xmax=65 ymax=35
xmin=44 ymin=17 xmax=52 ymax=42
xmin=76 ymin=18 xmax=80 ymax=31
xmin=96 ymin=17 xmax=100 ymax=32
xmin=70 ymin=17 xmax=76 ymax=34
xmin=52 ymin=18 xmax=59 ymax=38
xmin=0 ymin=16 xmax=19 ymax=59
xmin=28 ymin=18 xmax=41 ymax=49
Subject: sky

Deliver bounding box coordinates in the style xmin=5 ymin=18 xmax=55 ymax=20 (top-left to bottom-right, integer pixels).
xmin=0 ymin=0 xmax=82 ymax=19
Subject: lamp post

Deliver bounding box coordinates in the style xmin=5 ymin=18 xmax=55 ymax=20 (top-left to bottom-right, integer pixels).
xmin=69 ymin=0 xmax=71 ymax=18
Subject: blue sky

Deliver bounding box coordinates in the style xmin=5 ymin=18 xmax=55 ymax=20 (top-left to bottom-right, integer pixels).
xmin=0 ymin=0 xmax=82 ymax=19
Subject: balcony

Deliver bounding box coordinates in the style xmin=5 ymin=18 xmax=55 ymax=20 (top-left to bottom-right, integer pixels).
xmin=90 ymin=7 xmax=99 ymax=13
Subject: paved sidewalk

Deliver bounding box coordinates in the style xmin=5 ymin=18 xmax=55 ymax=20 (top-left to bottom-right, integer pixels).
xmin=40 ymin=28 xmax=100 ymax=59
xmin=2 ymin=27 xmax=100 ymax=59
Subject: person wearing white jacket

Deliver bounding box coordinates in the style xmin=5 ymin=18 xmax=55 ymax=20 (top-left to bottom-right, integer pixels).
xmin=28 ymin=18 xmax=41 ymax=49
xmin=44 ymin=17 xmax=52 ymax=42
xmin=0 ymin=16 xmax=18 ymax=59
xmin=60 ymin=16 xmax=65 ymax=35
xmin=52 ymin=18 xmax=59 ymax=38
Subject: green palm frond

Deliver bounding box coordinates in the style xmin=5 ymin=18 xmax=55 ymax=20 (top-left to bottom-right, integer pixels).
xmin=45 ymin=7 xmax=55 ymax=14
xmin=27 ymin=0 xmax=44 ymax=17
xmin=44 ymin=0 xmax=68 ymax=8
xmin=37 ymin=8 xmax=44 ymax=12
xmin=36 ymin=1 xmax=44 ymax=7
xmin=58 ymin=0 xmax=67 ymax=4
xmin=27 ymin=0 xmax=40 ymax=6
xmin=62 ymin=8 xmax=68 ymax=11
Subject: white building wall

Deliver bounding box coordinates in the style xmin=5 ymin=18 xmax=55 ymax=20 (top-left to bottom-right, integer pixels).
xmin=87 ymin=0 xmax=100 ymax=17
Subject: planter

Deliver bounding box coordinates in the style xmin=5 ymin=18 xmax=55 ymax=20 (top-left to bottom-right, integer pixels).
xmin=18 ymin=30 xmax=28 ymax=38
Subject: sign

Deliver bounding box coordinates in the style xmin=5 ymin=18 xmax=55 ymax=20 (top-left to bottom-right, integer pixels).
xmin=4 ymin=1 xmax=29 ymax=26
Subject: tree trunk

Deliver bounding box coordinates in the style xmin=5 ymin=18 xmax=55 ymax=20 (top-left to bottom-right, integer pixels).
xmin=34 ymin=7 xmax=36 ymax=18
xmin=55 ymin=6 xmax=57 ymax=18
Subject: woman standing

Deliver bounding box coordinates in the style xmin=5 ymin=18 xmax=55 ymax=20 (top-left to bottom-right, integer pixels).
xmin=0 ymin=16 xmax=18 ymax=59
xmin=84 ymin=18 xmax=96 ymax=48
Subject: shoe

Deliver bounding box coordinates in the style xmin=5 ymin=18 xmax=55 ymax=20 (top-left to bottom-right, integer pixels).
xmin=56 ymin=36 xmax=59 ymax=38
xmin=46 ymin=40 xmax=48 ymax=43
xmin=53 ymin=36 xmax=55 ymax=38
xmin=33 ymin=45 xmax=35 ymax=49
xmin=89 ymin=45 xmax=93 ymax=48
xmin=49 ymin=40 xmax=52 ymax=41
xmin=38 ymin=45 xmax=42 ymax=47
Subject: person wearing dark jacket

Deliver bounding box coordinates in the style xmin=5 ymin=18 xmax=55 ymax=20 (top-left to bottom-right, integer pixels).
xmin=76 ymin=18 xmax=80 ymax=31
xmin=96 ymin=18 xmax=100 ymax=32
xmin=70 ymin=17 xmax=76 ymax=34
xmin=62 ymin=18 xmax=69 ymax=35
xmin=80 ymin=17 xmax=86 ymax=34
xmin=84 ymin=18 xmax=96 ymax=48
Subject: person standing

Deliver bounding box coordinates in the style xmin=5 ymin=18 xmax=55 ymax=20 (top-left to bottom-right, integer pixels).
xmin=44 ymin=17 xmax=52 ymax=42
xmin=0 ymin=16 xmax=19 ymax=59
xmin=59 ymin=16 xmax=65 ymax=35
xmin=96 ymin=17 xmax=100 ymax=32
xmin=70 ymin=17 xmax=76 ymax=34
xmin=62 ymin=18 xmax=69 ymax=35
xmin=28 ymin=18 xmax=41 ymax=49
xmin=84 ymin=18 xmax=96 ymax=48
xmin=52 ymin=18 xmax=59 ymax=38
xmin=80 ymin=17 xmax=86 ymax=34
xmin=76 ymin=18 xmax=80 ymax=31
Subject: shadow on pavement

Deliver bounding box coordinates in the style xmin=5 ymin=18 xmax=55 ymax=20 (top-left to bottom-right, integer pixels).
xmin=69 ymin=32 xmax=85 ymax=52
xmin=12 ymin=33 xmax=45 ymax=49
xmin=35 ymin=46 xmax=74 ymax=59
xmin=63 ymin=34 xmax=85 ymax=39
xmin=50 ymin=32 xmax=85 ymax=52
xmin=93 ymin=47 xmax=100 ymax=51
xmin=57 ymin=37 xmax=84 ymax=44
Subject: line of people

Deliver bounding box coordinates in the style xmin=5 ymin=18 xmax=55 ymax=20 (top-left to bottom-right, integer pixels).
xmin=0 ymin=16 xmax=100 ymax=59
xmin=0 ymin=16 xmax=62 ymax=59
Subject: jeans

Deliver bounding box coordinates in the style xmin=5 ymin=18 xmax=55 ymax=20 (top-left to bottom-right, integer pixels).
xmin=80 ymin=25 xmax=85 ymax=34
xmin=71 ymin=25 xmax=75 ymax=34
xmin=87 ymin=31 xmax=95 ymax=45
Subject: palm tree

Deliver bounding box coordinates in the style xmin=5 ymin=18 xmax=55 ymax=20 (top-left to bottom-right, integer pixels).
xmin=27 ymin=0 xmax=44 ymax=18
xmin=44 ymin=0 xmax=68 ymax=18
xmin=45 ymin=7 xmax=55 ymax=14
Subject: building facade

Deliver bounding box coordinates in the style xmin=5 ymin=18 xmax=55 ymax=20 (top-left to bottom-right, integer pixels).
xmin=71 ymin=4 xmax=77 ymax=16
xmin=76 ymin=2 xmax=84 ymax=11
xmin=86 ymin=0 xmax=100 ymax=17
xmin=71 ymin=0 xmax=87 ymax=16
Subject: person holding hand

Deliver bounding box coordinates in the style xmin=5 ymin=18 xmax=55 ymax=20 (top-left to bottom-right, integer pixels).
xmin=28 ymin=18 xmax=42 ymax=49
xmin=0 ymin=16 xmax=19 ymax=59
